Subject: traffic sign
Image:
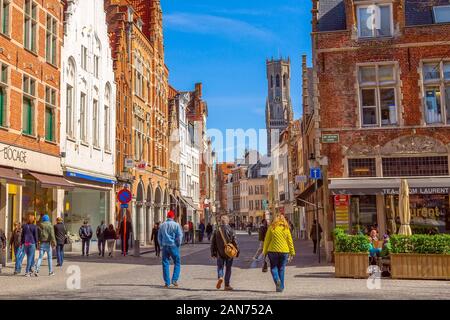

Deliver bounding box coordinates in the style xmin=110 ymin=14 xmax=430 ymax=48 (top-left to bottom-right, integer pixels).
xmin=121 ymin=204 xmax=129 ymax=209
xmin=117 ymin=189 xmax=132 ymax=204
xmin=310 ymin=168 xmax=322 ymax=180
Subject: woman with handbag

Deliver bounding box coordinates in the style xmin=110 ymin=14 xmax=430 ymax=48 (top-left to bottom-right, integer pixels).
xmin=54 ymin=217 xmax=68 ymax=267
xmin=211 ymin=215 xmax=239 ymax=291
xmin=263 ymin=214 xmax=296 ymax=293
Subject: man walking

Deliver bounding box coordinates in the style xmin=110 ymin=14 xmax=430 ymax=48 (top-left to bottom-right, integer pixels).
xmin=310 ymin=219 xmax=323 ymax=254
xmin=198 ymin=220 xmax=205 ymax=242
xmin=119 ymin=216 xmax=132 ymax=256
xmin=79 ymin=220 xmax=93 ymax=257
xmin=54 ymin=217 xmax=67 ymax=267
xmin=35 ymin=214 xmax=56 ymax=276
xmin=158 ymin=210 xmax=183 ymax=288
xmin=253 ymin=219 xmax=268 ymax=260
xmin=96 ymin=220 xmax=107 ymax=257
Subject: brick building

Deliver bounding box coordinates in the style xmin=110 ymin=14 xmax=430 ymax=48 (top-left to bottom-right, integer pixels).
xmin=309 ymin=0 xmax=450 ymax=243
xmin=0 ymin=0 xmax=70 ymax=263
xmin=105 ymin=0 xmax=169 ymax=246
xmin=215 ymin=162 xmax=235 ymax=215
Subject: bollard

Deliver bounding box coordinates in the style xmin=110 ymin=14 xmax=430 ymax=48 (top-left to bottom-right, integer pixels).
xmin=133 ymin=240 xmax=140 ymax=257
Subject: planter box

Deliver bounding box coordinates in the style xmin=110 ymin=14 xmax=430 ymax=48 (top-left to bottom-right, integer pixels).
xmin=334 ymin=252 xmax=369 ymax=279
xmin=391 ymin=254 xmax=450 ymax=280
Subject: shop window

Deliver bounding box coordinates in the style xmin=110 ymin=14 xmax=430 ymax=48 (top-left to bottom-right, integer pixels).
xmin=46 ymin=14 xmax=57 ymax=65
xmin=0 ymin=63 xmax=8 ymax=127
xmin=348 ymin=158 xmax=376 ymax=177
xmin=22 ymin=178 xmax=54 ymax=221
xmin=24 ymin=0 xmax=37 ymax=52
xmin=382 ymin=156 xmax=449 ymax=177
xmin=386 ymin=194 xmax=449 ymax=234
xmin=1 ymin=0 xmax=10 ymax=36
xmin=358 ymin=64 xmax=398 ymax=127
xmin=350 ymin=195 xmax=377 ymax=234
xmin=45 ymin=86 xmax=56 ymax=142
xmin=422 ymin=61 xmax=450 ymax=124
xmin=357 ymin=4 xmax=393 ymax=38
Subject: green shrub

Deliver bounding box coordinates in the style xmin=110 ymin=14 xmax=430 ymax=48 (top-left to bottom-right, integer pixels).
xmin=390 ymin=234 xmax=450 ymax=255
xmin=334 ymin=228 xmax=371 ymax=253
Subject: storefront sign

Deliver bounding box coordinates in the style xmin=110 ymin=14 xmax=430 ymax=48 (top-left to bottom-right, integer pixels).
xmin=124 ymin=158 xmax=134 ymax=169
xmin=0 ymin=143 xmax=62 ymax=175
xmin=382 ymin=187 xmax=449 ymax=195
xmin=334 ymin=195 xmax=349 ymax=230
xmin=322 ymin=134 xmax=339 ymax=143
xmin=136 ymin=161 xmax=147 ymax=171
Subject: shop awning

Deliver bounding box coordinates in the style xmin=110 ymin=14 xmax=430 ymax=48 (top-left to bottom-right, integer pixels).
xmin=0 ymin=167 xmax=25 ymax=186
xmin=179 ymin=196 xmax=198 ymax=210
xmin=329 ymin=177 xmax=450 ymax=195
xmin=296 ymin=180 xmax=323 ymax=201
xmin=29 ymin=172 xmax=74 ymax=190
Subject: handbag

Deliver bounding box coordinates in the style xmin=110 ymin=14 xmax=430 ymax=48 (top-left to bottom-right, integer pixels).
xmin=218 ymin=227 xmax=238 ymax=259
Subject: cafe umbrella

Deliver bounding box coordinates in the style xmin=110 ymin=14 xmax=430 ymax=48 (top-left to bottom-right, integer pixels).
xmin=386 ymin=195 xmax=397 ymax=235
xmin=398 ymin=179 xmax=412 ymax=236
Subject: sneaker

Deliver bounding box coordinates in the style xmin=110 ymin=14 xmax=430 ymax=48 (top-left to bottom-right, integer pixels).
xmin=172 ymin=282 xmax=179 ymax=287
xmin=216 ymin=278 xmax=224 ymax=290
xmin=34 ymin=272 xmax=39 ymax=277
xmin=24 ymin=273 xmax=31 ymax=277
xmin=275 ymin=280 xmax=282 ymax=292
xmin=224 ymin=286 xmax=234 ymax=291
xmin=49 ymin=272 xmax=55 ymax=276
xmin=163 ymin=284 xmax=170 ymax=289
xmin=14 ymin=271 xmax=20 ymax=275
xmin=109 ymin=252 xmax=112 ymax=257
xmin=98 ymin=252 xmax=101 ymax=256
xmin=56 ymin=264 xmax=61 ymax=267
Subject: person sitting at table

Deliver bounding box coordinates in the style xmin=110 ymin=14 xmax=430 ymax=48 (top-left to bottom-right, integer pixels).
xmin=368 ymin=229 xmax=382 ymax=264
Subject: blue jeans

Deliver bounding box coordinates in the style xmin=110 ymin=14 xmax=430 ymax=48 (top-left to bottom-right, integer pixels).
xmin=370 ymin=248 xmax=382 ymax=257
xmin=267 ymin=252 xmax=289 ymax=290
xmin=162 ymin=246 xmax=181 ymax=286
xmin=35 ymin=242 xmax=53 ymax=274
xmin=217 ymin=257 xmax=233 ymax=286
xmin=56 ymin=244 xmax=64 ymax=266
xmin=24 ymin=244 xmax=36 ymax=274
xmin=14 ymin=246 xmax=25 ymax=273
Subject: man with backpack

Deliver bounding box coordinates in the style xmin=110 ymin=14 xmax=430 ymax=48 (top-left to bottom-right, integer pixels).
xmin=211 ymin=215 xmax=239 ymax=291
xmin=79 ymin=220 xmax=93 ymax=257
xmin=96 ymin=220 xmax=107 ymax=257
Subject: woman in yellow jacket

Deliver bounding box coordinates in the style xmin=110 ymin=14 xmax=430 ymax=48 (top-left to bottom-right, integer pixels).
xmin=263 ymin=215 xmax=296 ymax=292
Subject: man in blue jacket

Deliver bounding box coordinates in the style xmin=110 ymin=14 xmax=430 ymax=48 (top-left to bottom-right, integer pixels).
xmin=158 ymin=210 xmax=183 ymax=288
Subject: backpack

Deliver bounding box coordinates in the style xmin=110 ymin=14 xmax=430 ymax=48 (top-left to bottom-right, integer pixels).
xmin=218 ymin=226 xmax=238 ymax=259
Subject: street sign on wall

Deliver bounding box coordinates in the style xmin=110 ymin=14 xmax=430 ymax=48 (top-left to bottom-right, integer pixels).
xmin=295 ymin=175 xmax=308 ymax=183
xmin=124 ymin=158 xmax=134 ymax=169
xmin=322 ymin=134 xmax=339 ymax=143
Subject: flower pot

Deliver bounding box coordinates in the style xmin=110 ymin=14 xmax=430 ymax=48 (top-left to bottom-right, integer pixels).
xmin=391 ymin=254 xmax=450 ymax=280
xmin=334 ymin=252 xmax=369 ymax=278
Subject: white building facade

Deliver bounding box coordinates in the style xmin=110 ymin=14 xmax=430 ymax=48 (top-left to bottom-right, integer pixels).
xmin=60 ymin=0 xmax=116 ymax=240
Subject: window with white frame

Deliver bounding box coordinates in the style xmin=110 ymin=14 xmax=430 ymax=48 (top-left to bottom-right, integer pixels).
xmin=81 ymin=45 xmax=87 ymax=71
xmin=66 ymin=59 xmax=75 ymax=137
xmin=104 ymin=85 xmax=111 ymax=151
xmin=94 ymin=38 xmax=100 ymax=78
xmin=422 ymin=61 xmax=450 ymax=124
xmin=357 ymin=3 xmax=393 ymax=38
xmin=0 ymin=0 xmax=10 ymax=36
xmin=134 ymin=55 xmax=144 ymax=98
xmin=92 ymin=98 xmax=99 ymax=147
xmin=358 ymin=64 xmax=398 ymax=126
xmin=45 ymin=87 xmax=56 ymax=142
xmin=24 ymin=0 xmax=37 ymax=52
xmin=46 ymin=14 xmax=57 ymax=65
xmin=134 ymin=111 xmax=145 ymax=160
xmin=80 ymin=92 xmax=87 ymax=142
xmin=433 ymin=5 xmax=450 ymax=23
xmin=22 ymin=75 xmax=35 ymax=135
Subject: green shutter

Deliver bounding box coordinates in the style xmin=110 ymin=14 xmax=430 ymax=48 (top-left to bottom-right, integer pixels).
xmin=0 ymin=89 xmax=4 ymax=127
xmin=3 ymin=4 xmax=9 ymax=34
xmin=23 ymin=98 xmax=32 ymax=135
xmin=45 ymin=107 xmax=53 ymax=141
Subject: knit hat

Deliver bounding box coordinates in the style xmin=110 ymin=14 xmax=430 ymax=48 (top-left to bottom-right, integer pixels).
xmin=42 ymin=215 xmax=50 ymax=222
xmin=167 ymin=210 xmax=175 ymax=219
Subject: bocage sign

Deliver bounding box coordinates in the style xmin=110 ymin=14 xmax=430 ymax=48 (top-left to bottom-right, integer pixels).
xmin=3 ymin=146 xmax=27 ymax=163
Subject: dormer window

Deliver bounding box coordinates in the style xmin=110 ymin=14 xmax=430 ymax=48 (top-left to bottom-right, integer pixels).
xmin=357 ymin=4 xmax=393 ymax=38
xmin=433 ymin=5 xmax=450 ymax=24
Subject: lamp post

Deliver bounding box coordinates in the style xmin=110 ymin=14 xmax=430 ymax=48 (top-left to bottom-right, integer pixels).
xmin=309 ymin=153 xmax=321 ymax=264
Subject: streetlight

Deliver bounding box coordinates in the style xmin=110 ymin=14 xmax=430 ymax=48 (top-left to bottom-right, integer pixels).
xmin=309 ymin=153 xmax=321 ymax=264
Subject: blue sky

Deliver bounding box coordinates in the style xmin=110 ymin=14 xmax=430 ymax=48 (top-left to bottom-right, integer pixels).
xmin=161 ymin=0 xmax=312 ymax=161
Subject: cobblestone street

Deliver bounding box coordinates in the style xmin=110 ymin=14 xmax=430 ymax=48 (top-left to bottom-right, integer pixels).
xmin=1 ymin=233 xmax=449 ymax=300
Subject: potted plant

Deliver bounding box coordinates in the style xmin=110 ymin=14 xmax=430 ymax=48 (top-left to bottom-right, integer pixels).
xmin=390 ymin=234 xmax=450 ymax=280
xmin=334 ymin=228 xmax=371 ymax=278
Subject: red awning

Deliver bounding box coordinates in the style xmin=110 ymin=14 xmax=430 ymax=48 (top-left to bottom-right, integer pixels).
xmin=29 ymin=172 xmax=74 ymax=190
xmin=0 ymin=167 xmax=25 ymax=186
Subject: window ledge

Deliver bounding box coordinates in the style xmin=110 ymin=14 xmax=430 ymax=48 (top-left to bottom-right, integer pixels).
xmin=46 ymin=61 xmax=58 ymax=70
xmin=45 ymin=140 xmax=57 ymax=145
xmin=21 ymin=132 xmax=36 ymax=139
xmin=93 ymin=145 xmax=101 ymax=151
xmin=66 ymin=136 xmax=76 ymax=143
xmin=24 ymin=48 xmax=38 ymax=57
xmin=0 ymin=32 xmax=11 ymax=41
xmin=105 ymin=149 xmax=112 ymax=155
xmin=80 ymin=141 xmax=90 ymax=147
xmin=0 ymin=125 xmax=9 ymax=131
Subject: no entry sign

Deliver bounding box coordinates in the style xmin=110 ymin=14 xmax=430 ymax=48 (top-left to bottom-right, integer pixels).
xmin=117 ymin=189 xmax=132 ymax=204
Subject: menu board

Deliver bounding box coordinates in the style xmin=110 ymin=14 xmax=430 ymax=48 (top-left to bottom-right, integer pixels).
xmin=335 ymin=195 xmax=350 ymax=231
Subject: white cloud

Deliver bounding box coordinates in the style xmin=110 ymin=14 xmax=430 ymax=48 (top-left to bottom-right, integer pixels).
xmin=164 ymin=13 xmax=276 ymax=41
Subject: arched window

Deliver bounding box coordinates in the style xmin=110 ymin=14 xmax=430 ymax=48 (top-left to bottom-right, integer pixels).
xmin=270 ymin=75 xmax=273 ymax=88
xmin=283 ymin=74 xmax=287 ymax=87
xmin=104 ymin=83 xmax=111 ymax=151
xmin=66 ymin=58 xmax=76 ymax=137
xmin=94 ymin=36 xmax=101 ymax=78
xmin=276 ymin=74 xmax=280 ymax=87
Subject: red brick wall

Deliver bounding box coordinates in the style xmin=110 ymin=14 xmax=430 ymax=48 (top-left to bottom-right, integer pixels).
xmin=0 ymin=0 xmax=63 ymax=156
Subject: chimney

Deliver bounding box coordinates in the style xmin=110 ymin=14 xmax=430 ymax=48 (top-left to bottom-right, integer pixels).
xmin=195 ymin=83 xmax=202 ymax=98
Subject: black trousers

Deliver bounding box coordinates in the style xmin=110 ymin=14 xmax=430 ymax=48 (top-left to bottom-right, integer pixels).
xmin=98 ymin=239 xmax=106 ymax=256
xmin=154 ymin=240 xmax=160 ymax=257
xmin=313 ymin=240 xmax=317 ymax=254
xmin=121 ymin=235 xmax=130 ymax=254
